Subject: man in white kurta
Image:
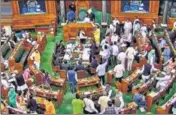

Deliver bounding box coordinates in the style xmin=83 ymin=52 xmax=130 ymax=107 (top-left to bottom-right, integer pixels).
xmin=113 ymin=18 xmax=120 ymax=27
xmin=125 ymin=46 xmax=136 ymax=71
xmin=124 ymin=20 xmax=132 ymax=36
xmin=140 ymin=24 xmax=148 ymax=44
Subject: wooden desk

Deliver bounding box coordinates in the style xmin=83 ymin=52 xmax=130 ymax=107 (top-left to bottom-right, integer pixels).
xmin=157 ymin=93 xmax=176 ymax=114
xmin=120 ymin=102 xmax=138 ymax=114
xmin=8 ymin=40 xmax=32 ymax=73
xmin=132 ymin=78 xmax=155 ymax=95
xmin=121 ymin=69 xmax=141 ymax=93
xmin=63 ymin=23 xmax=94 ymax=42
xmin=29 ymin=85 xmax=63 ymax=106
xmin=146 ymin=74 xmax=176 ymax=112
xmin=77 ymin=76 xmax=103 ymax=96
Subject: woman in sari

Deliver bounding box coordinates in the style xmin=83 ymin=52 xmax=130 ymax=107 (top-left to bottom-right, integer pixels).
xmin=8 ymin=87 xmax=17 ymax=108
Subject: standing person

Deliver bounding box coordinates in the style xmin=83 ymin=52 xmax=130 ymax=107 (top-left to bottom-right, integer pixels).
xmin=125 ymin=46 xmax=136 ymax=71
xmin=78 ymin=29 xmax=87 ymax=44
xmin=23 ymin=68 xmax=31 ymax=81
xmin=172 ymin=101 xmax=176 ymax=114
xmin=140 ymin=24 xmax=148 ymax=43
xmin=83 ymin=95 xmax=99 ymax=114
xmin=113 ymin=18 xmax=120 ymax=27
xmin=112 ymin=42 xmax=119 ymax=65
xmin=69 ymin=2 xmax=76 ymax=12
xmin=117 ymin=50 xmax=126 ymax=69
xmin=112 ymin=89 xmax=124 ymax=108
xmin=133 ymin=19 xmax=141 ymax=35
xmin=140 ymin=61 xmax=158 ymax=82
xmin=8 ymin=87 xmax=17 ymax=108
xmin=96 ymin=59 xmax=108 ymax=86
xmin=113 ymin=61 xmax=125 ymax=82
xmin=67 ymin=67 xmax=78 ymax=94
xmin=27 ymin=95 xmax=37 ymax=114
xmin=147 ymin=49 xmax=156 ymax=66
xmin=163 ymin=44 xmax=171 ymax=63
xmin=72 ymin=93 xmax=85 ymax=114
xmin=100 ymin=100 xmax=120 ymax=114
xmin=93 ymin=24 xmax=101 ymax=46
xmin=98 ymin=91 xmax=110 ymax=111
xmin=124 ymin=19 xmax=132 ymax=35
xmin=15 ymin=70 xmax=28 ymax=94
xmin=30 ymin=49 xmax=40 ymax=70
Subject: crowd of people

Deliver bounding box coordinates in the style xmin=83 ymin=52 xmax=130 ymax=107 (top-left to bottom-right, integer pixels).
xmin=1 ymin=4 xmax=176 ymax=114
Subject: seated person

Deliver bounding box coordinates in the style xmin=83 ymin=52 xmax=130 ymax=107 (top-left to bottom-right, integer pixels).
xmin=74 ymin=59 xmax=85 ymax=71
xmin=41 ymin=70 xmax=51 ymax=86
xmin=155 ymin=71 xmax=171 ymax=90
xmin=163 ymin=57 xmax=176 ymax=73
xmin=88 ymin=9 xmax=95 ymax=22
xmin=78 ymin=29 xmax=87 ymax=44
xmin=133 ymin=92 xmax=146 ymax=107
xmin=60 ymin=60 xmax=70 ymax=71
xmin=66 ymin=8 xmax=76 ymax=23
xmin=83 ymin=12 xmax=91 ymax=23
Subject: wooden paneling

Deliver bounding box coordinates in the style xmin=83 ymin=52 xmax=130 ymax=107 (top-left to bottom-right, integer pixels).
xmin=111 ymin=1 xmax=160 ymax=26
xmin=90 ymin=1 xmax=102 ymax=11
xmin=75 ymin=0 xmax=90 ymax=17
xmin=11 ymin=0 xmax=57 ymax=30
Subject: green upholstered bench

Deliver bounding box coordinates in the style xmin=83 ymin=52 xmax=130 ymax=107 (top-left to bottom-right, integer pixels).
xmin=20 ymin=50 xmax=30 ymax=64
xmin=15 ymin=46 xmax=30 ymax=65
xmin=1 ymin=43 xmax=13 ymax=60
xmin=15 ymin=47 xmax=25 ymax=63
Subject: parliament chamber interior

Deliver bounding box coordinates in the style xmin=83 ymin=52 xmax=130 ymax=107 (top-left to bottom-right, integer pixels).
xmin=1 ymin=0 xmax=176 ymax=114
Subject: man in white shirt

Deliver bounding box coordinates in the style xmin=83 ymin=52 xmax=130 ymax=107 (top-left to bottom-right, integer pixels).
xmin=83 ymin=95 xmax=99 ymax=114
xmin=113 ymin=18 xmax=120 ymax=27
xmin=155 ymin=72 xmax=171 ymax=90
xmin=96 ymin=59 xmax=108 ymax=85
xmin=117 ymin=50 xmax=126 ymax=69
xmin=133 ymin=18 xmax=141 ymax=35
xmin=111 ymin=33 xmax=119 ymax=43
xmin=113 ymin=61 xmax=125 ymax=82
xmin=112 ymin=42 xmax=119 ymax=64
xmin=98 ymin=91 xmax=110 ymax=111
xmin=125 ymin=46 xmax=136 ymax=71
xmin=140 ymin=24 xmax=148 ymax=43
xmin=124 ymin=19 xmax=132 ymax=36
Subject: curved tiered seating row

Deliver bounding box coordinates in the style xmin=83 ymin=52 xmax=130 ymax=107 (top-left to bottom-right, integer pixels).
xmin=29 ymin=85 xmax=63 ymax=106
xmin=8 ymin=39 xmax=32 ymax=73
xmin=132 ymin=71 xmax=160 ymax=95
xmin=146 ymin=71 xmax=176 ymax=111
xmin=156 ymin=92 xmax=176 ymax=114
xmin=115 ymin=68 xmax=141 ymax=93
xmin=27 ymin=34 xmax=66 ymax=106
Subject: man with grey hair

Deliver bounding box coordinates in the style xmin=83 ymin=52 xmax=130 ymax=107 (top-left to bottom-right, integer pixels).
xmin=98 ymin=91 xmax=110 ymax=111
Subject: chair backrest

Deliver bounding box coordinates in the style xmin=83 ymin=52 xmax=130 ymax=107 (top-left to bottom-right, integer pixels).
xmin=77 ymin=70 xmax=86 ymax=79
xmin=59 ymin=70 xmax=67 ymax=79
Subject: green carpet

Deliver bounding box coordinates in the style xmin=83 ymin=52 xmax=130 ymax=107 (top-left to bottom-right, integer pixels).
xmin=39 ymin=27 xmax=176 ymax=114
